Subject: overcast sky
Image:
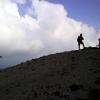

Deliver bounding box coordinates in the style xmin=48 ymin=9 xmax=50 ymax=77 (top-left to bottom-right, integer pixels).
xmin=0 ymin=0 xmax=100 ymax=68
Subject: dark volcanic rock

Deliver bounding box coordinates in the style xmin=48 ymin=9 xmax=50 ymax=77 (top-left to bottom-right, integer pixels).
xmin=95 ymin=77 xmax=100 ymax=85
xmin=69 ymin=84 xmax=83 ymax=91
xmin=88 ymin=88 xmax=100 ymax=100
xmin=0 ymin=47 xmax=100 ymax=100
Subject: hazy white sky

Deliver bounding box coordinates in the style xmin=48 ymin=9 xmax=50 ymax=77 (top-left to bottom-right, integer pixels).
xmin=0 ymin=0 xmax=100 ymax=68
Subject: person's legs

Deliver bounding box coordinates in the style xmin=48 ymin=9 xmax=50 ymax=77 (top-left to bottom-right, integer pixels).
xmin=82 ymin=42 xmax=85 ymax=48
xmin=80 ymin=41 xmax=85 ymax=49
xmin=78 ymin=42 xmax=80 ymax=50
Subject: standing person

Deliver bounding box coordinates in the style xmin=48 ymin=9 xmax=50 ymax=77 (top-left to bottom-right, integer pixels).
xmin=98 ymin=38 xmax=100 ymax=48
xmin=77 ymin=33 xmax=85 ymax=50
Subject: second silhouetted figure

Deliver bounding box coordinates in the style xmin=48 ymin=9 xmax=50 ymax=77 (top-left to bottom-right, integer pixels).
xmin=98 ymin=38 xmax=100 ymax=48
xmin=77 ymin=33 xmax=85 ymax=50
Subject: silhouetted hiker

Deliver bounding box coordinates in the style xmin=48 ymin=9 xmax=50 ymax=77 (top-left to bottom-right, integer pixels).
xmin=77 ymin=33 xmax=85 ymax=50
xmin=98 ymin=38 xmax=100 ymax=48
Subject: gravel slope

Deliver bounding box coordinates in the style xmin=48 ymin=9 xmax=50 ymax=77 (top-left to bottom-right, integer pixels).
xmin=0 ymin=47 xmax=100 ymax=100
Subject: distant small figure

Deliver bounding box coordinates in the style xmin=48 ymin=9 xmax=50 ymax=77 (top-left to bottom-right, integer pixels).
xmin=96 ymin=38 xmax=100 ymax=48
xmin=77 ymin=33 xmax=85 ymax=50
xmin=98 ymin=38 xmax=100 ymax=48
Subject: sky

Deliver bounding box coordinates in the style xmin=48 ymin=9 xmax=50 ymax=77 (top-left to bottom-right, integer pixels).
xmin=0 ymin=0 xmax=100 ymax=68
xmin=48 ymin=0 xmax=100 ymax=29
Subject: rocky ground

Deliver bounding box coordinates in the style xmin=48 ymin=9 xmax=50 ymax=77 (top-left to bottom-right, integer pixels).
xmin=0 ymin=47 xmax=100 ymax=100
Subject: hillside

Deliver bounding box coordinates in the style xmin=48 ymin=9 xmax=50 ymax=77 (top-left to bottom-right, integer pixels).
xmin=0 ymin=47 xmax=100 ymax=100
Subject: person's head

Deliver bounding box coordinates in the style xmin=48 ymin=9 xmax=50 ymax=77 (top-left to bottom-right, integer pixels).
xmin=98 ymin=38 xmax=100 ymax=42
xmin=80 ymin=33 xmax=82 ymax=36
